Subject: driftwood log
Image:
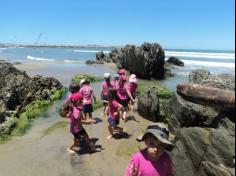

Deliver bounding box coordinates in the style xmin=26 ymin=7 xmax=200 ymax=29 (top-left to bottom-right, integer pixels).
xmin=177 ymin=83 xmax=235 ymax=110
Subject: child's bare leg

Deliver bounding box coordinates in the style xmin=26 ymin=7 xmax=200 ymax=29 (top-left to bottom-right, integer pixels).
xmin=107 ymin=125 xmax=113 ymax=139
xmin=67 ymin=138 xmax=77 ymax=153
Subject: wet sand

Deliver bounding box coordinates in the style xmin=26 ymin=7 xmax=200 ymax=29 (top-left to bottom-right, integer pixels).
xmin=0 ymin=97 xmax=152 ymax=176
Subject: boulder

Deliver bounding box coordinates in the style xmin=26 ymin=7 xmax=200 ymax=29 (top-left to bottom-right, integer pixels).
xmin=137 ymin=90 xmax=160 ymax=122
xmin=0 ymin=62 xmax=63 ymax=135
xmin=172 ymin=119 xmax=235 ymax=176
xmin=166 ymin=57 xmax=184 ymax=66
xmin=96 ymin=42 xmax=166 ymax=79
xmin=189 ymin=69 xmax=235 ymax=91
xmin=177 ymin=83 xmax=235 ymax=110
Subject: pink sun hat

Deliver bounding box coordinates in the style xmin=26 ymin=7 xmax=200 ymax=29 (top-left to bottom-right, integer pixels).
xmin=129 ymin=74 xmax=137 ymax=84
xmin=70 ymin=92 xmax=83 ymax=102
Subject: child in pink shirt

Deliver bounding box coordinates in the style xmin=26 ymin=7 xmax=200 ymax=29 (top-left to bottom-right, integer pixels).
xmin=117 ymin=75 xmax=135 ymax=121
xmin=111 ymin=73 xmax=120 ymax=90
xmin=101 ymin=73 xmax=113 ymax=115
xmin=125 ymin=124 xmax=173 ymax=176
xmin=79 ymin=79 xmax=96 ymax=123
xmin=66 ymin=92 xmax=98 ymax=154
xmin=128 ymin=74 xmax=138 ymax=112
xmin=106 ymin=89 xmax=124 ymax=139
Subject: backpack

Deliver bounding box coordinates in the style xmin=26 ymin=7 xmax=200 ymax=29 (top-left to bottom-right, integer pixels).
xmin=59 ymin=101 xmax=72 ymax=118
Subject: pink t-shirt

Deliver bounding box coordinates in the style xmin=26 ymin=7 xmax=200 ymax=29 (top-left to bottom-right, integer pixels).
xmin=79 ymin=85 xmax=93 ymax=105
xmin=128 ymin=83 xmax=137 ymax=96
xmin=117 ymin=83 xmax=128 ymax=100
xmin=108 ymin=100 xmax=121 ymax=119
xmin=102 ymin=81 xmax=113 ymax=96
xmin=125 ymin=149 xmax=173 ymax=176
xmin=111 ymin=80 xmax=119 ymax=89
xmin=68 ymin=106 xmax=82 ymax=134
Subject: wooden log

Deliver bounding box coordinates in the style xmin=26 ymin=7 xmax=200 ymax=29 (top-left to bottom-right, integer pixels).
xmin=177 ymin=83 xmax=235 ymax=109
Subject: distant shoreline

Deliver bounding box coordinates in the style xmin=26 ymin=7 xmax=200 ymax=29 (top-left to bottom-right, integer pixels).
xmin=0 ymin=44 xmax=121 ymax=48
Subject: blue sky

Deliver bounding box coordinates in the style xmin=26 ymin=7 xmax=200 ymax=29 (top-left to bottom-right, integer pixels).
xmin=0 ymin=0 xmax=235 ymax=50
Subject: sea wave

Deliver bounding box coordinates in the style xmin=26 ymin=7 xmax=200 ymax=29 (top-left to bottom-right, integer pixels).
xmin=27 ymin=55 xmax=56 ymax=62
xmin=0 ymin=48 xmax=6 ymax=50
xmin=181 ymin=59 xmax=235 ymax=68
xmin=165 ymin=51 xmax=235 ymax=59
xmin=64 ymin=59 xmax=85 ymax=63
xmin=73 ymin=50 xmax=111 ymax=54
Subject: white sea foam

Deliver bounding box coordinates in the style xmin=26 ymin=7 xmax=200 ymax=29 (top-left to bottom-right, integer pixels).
xmin=27 ymin=55 xmax=55 ymax=62
xmin=64 ymin=59 xmax=85 ymax=63
xmin=165 ymin=51 xmax=235 ymax=59
xmin=181 ymin=59 xmax=235 ymax=68
xmin=73 ymin=50 xmax=111 ymax=54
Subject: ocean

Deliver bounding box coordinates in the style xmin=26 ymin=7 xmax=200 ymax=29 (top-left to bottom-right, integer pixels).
xmin=0 ymin=47 xmax=235 ymax=90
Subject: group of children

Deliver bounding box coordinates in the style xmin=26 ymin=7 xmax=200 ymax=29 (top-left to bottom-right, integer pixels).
xmin=60 ymin=69 xmax=173 ymax=175
xmin=101 ymin=69 xmax=138 ymax=139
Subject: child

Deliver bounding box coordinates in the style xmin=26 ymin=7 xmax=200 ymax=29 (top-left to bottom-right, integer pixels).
xmin=127 ymin=74 xmax=138 ymax=112
xmin=117 ymin=75 xmax=135 ymax=121
xmin=111 ymin=73 xmax=120 ymax=89
xmin=125 ymin=124 xmax=173 ymax=176
xmin=117 ymin=69 xmax=127 ymax=77
xmin=107 ymin=89 xmax=124 ymax=139
xmin=67 ymin=92 xmax=97 ymax=154
xmin=79 ymin=79 xmax=96 ymax=123
xmin=63 ymin=83 xmax=80 ymax=105
xmin=101 ymin=73 xmax=113 ymax=115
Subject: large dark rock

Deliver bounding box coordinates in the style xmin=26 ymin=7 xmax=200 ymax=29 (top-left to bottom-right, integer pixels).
xmin=172 ymin=118 xmax=235 ymax=176
xmin=0 ymin=62 xmax=63 ymax=135
xmin=166 ymin=57 xmax=184 ymax=66
xmin=189 ymin=69 xmax=235 ymax=91
xmin=137 ymin=90 xmax=160 ymax=122
xmin=96 ymin=43 xmax=166 ymax=79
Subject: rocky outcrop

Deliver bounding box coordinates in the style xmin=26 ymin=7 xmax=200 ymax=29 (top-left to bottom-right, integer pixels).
xmin=189 ymin=69 xmax=235 ymax=91
xmin=0 ymin=62 xmax=63 ymax=135
xmin=137 ymin=90 xmax=160 ymax=122
xmin=177 ymin=83 xmax=235 ymax=110
xmin=172 ymin=119 xmax=235 ymax=176
xmin=166 ymin=57 xmax=184 ymax=66
xmin=96 ymin=43 xmax=166 ymax=79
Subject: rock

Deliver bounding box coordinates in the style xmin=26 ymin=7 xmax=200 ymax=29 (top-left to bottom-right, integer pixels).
xmin=166 ymin=57 xmax=184 ymax=66
xmin=189 ymin=69 xmax=235 ymax=91
xmin=96 ymin=42 xmax=166 ymax=79
xmin=168 ymin=93 xmax=219 ymax=127
xmin=137 ymin=89 xmax=160 ymax=122
xmin=85 ymin=60 xmax=104 ymax=65
xmin=177 ymin=83 xmax=235 ymax=110
xmin=172 ymin=121 xmax=235 ymax=176
xmin=0 ymin=62 xmax=63 ymax=135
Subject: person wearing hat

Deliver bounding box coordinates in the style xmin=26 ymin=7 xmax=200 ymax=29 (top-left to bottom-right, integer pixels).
xmin=111 ymin=73 xmax=120 ymax=89
xmin=101 ymin=73 xmax=113 ymax=115
xmin=117 ymin=75 xmax=135 ymax=121
xmin=67 ymin=92 xmax=98 ymax=154
xmin=127 ymin=74 xmax=138 ymax=112
xmin=125 ymin=124 xmax=173 ymax=176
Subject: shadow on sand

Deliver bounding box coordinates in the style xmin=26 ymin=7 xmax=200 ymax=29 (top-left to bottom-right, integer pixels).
xmin=75 ymin=138 xmax=103 ymax=155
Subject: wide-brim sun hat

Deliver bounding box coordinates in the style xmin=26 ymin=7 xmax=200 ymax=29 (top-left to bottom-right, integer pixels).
xmin=136 ymin=124 xmax=174 ymax=148
xmin=129 ymin=74 xmax=137 ymax=84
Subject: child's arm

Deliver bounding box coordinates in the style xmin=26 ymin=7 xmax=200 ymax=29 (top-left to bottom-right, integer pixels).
xmin=126 ymin=89 xmax=135 ymax=103
xmin=92 ymin=92 xmax=97 ymax=103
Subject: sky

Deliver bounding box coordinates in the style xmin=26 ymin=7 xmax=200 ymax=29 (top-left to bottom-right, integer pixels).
xmin=0 ymin=0 xmax=235 ymax=50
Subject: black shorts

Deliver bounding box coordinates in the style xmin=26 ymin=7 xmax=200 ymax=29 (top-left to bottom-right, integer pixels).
xmin=72 ymin=128 xmax=86 ymax=140
xmin=83 ymin=104 xmax=93 ymax=113
xmin=101 ymin=94 xmax=109 ymax=103
xmin=119 ymin=99 xmax=128 ymax=108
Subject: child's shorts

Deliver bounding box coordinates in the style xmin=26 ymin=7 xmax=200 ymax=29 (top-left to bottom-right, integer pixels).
xmin=72 ymin=128 xmax=86 ymax=140
xmin=101 ymin=94 xmax=109 ymax=103
xmin=83 ymin=104 xmax=93 ymax=113
xmin=119 ymin=99 xmax=128 ymax=108
xmin=108 ymin=117 xmax=120 ymax=126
